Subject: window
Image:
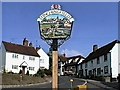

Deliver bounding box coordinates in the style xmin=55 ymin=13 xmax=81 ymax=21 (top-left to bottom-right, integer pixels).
xmin=104 ymin=54 xmax=107 ymax=62
xmin=97 ymin=57 xmax=100 ymax=64
xmin=29 ymin=67 xmax=34 ymax=71
xmin=40 ymin=59 xmax=44 ymax=63
xmin=12 ymin=54 xmax=14 ymax=58
xmin=89 ymin=70 xmax=92 ymax=76
xmin=23 ymin=56 xmax=25 ymax=60
xmin=80 ymin=64 xmax=82 ymax=69
xmin=91 ymin=60 xmax=93 ymax=66
xmin=12 ymin=65 xmax=18 ymax=69
xmin=97 ymin=68 xmax=101 ymax=75
xmin=29 ymin=57 xmax=35 ymax=60
xmin=93 ymin=68 xmax=96 ymax=76
xmin=104 ymin=66 xmax=108 ymax=74
xmin=16 ymin=55 xmax=18 ymax=58
xmin=12 ymin=54 xmax=18 ymax=59
xmin=85 ymin=63 xmax=87 ymax=68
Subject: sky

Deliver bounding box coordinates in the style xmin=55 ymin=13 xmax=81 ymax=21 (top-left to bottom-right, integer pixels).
xmin=2 ymin=2 xmax=118 ymax=57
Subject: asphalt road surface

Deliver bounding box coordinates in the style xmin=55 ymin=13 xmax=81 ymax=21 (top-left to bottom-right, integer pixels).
xmin=2 ymin=76 xmax=106 ymax=90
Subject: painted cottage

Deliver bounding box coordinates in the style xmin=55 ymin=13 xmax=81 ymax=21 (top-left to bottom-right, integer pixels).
xmin=1 ymin=38 xmax=49 ymax=75
xmin=78 ymin=40 xmax=120 ymax=82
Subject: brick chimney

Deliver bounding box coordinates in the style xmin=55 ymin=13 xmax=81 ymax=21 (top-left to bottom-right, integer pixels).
xmin=93 ymin=45 xmax=98 ymax=52
xmin=23 ymin=38 xmax=29 ymax=46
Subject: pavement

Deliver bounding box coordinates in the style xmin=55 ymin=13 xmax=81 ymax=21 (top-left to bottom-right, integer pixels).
xmin=79 ymin=78 xmax=118 ymax=90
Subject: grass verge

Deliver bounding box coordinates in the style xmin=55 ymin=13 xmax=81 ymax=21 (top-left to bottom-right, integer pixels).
xmin=2 ymin=73 xmax=51 ymax=85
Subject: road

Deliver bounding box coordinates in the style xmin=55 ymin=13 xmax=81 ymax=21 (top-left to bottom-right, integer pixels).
xmin=2 ymin=76 xmax=107 ymax=90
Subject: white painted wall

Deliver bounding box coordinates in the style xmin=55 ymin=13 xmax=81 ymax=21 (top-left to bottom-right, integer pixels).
xmin=60 ymin=62 xmax=64 ymax=75
xmin=5 ymin=52 xmax=40 ymax=75
xmin=111 ymin=43 xmax=119 ymax=78
xmin=1 ymin=42 xmax=50 ymax=75
xmin=77 ymin=58 xmax=84 ymax=73
xmin=81 ymin=53 xmax=111 ymax=77
xmin=37 ymin=48 xmax=49 ymax=70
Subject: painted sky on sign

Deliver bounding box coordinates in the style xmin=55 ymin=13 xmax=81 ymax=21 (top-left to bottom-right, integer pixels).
xmin=2 ymin=2 xmax=118 ymax=57
xmin=46 ymin=15 xmax=66 ymax=20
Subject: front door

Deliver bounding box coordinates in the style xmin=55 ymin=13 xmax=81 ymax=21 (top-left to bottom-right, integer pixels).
xmin=22 ymin=66 xmax=26 ymax=75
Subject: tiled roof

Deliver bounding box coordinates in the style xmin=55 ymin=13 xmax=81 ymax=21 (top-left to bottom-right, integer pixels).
xmin=59 ymin=55 xmax=68 ymax=62
xmin=64 ymin=55 xmax=85 ymax=67
xmin=82 ymin=40 xmax=120 ymax=63
xmin=59 ymin=54 xmax=85 ymax=62
xmin=67 ymin=55 xmax=85 ymax=60
xmin=2 ymin=41 xmax=40 ymax=57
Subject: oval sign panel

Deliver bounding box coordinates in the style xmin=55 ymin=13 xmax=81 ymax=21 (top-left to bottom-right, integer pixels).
xmin=37 ymin=4 xmax=74 ymax=40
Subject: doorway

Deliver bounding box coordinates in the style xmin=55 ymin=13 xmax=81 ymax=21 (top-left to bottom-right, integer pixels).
xmin=22 ymin=66 xmax=26 ymax=75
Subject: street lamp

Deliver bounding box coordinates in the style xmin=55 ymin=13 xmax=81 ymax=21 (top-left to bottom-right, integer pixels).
xmin=37 ymin=4 xmax=74 ymax=89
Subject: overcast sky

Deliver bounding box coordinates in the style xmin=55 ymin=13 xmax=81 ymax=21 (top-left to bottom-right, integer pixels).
xmin=2 ymin=2 xmax=118 ymax=57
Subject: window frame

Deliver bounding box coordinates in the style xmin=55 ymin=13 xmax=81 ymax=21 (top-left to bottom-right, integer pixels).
xmin=97 ymin=68 xmax=101 ymax=75
xmin=97 ymin=57 xmax=100 ymax=64
xmin=12 ymin=65 xmax=18 ymax=69
xmin=104 ymin=54 xmax=107 ymax=62
xmin=85 ymin=63 xmax=88 ymax=68
xmin=29 ymin=67 xmax=35 ymax=71
xmin=104 ymin=66 xmax=108 ymax=74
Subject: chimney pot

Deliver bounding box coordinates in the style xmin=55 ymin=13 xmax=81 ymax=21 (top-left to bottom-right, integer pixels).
xmin=29 ymin=42 xmax=32 ymax=47
xmin=23 ymin=38 xmax=29 ymax=46
xmin=93 ymin=45 xmax=98 ymax=52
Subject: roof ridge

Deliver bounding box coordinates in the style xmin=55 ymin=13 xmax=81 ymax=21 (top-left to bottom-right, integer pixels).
xmin=2 ymin=41 xmax=35 ymax=49
xmin=92 ymin=39 xmax=118 ymax=53
xmin=84 ymin=40 xmax=118 ymax=62
xmin=2 ymin=41 xmax=39 ymax=57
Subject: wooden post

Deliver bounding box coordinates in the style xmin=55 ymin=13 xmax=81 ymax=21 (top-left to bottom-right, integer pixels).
xmin=52 ymin=51 xmax=58 ymax=90
xmin=52 ymin=39 xmax=58 ymax=90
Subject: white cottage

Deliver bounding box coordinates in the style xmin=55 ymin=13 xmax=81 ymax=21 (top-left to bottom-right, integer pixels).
xmin=59 ymin=54 xmax=85 ymax=76
xmin=37 ymin=48 xmax=49 ymax=70
xmin=1 ymin=38 xmax=49 ymax=75
xmin=78 ymin=40 xmax=120 ymax=82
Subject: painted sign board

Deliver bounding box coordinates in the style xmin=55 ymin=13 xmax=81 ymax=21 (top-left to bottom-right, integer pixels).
xmin=37 ymin=4 xmax=74 ymax=39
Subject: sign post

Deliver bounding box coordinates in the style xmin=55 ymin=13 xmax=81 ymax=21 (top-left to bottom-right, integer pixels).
xmin=37 ymin=4 xmax=74 ymax=89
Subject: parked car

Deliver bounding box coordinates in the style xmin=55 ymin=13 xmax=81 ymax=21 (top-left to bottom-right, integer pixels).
xmin=64 ymin=70 xmax=74 ymax=76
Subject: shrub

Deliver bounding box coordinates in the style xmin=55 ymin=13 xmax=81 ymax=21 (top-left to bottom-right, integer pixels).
xmin=44 ymin=69 xmax=52 ymax=76
xmin=26 ymin=70 xmax=29 ymax=75
xmin=34 ymin=68 xmax=45 ymax=78
xmin=19 ymin=70 xmax=22 ymax=74
xmin=8 ymin=71 xmax=14 ymax=74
